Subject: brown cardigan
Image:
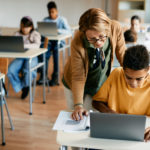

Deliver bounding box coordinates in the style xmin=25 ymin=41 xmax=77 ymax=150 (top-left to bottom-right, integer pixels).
xmin=63 ymin=20 xmax=126 ymax=105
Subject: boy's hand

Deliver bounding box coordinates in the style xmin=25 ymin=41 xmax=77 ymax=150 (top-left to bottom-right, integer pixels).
xmin=71 ymin=105 xmax=88 ymax=121
xmin=144 ymin=127 xmax=150 ymax=142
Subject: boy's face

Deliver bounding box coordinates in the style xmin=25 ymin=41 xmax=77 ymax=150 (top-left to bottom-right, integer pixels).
xmin=124 ymin=68 xmax=149 ymax=88
xmin=131 ymin=19 xmax=140 ymax=33
xmin=48 ymin=8 xmax=58 ymax=20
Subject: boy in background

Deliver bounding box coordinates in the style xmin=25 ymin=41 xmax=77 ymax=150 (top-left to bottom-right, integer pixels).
xmin=37 ymin=1 xmax=71 ymax=86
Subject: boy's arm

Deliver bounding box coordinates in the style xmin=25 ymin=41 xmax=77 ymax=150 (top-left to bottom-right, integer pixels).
xmin=92 ymin=101 xmax=116 ymax=113
xmin=58 ymin=17 xmax=71 ymax=34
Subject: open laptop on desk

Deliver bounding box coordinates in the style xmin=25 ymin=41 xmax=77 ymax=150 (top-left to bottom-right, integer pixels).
xmin=0 ymin=36 xmax=28 ymax=52
xmin=90 ymin=112 xmax=146 ymax=141
xmin=37 ymin=22 xmax=58 ymax=36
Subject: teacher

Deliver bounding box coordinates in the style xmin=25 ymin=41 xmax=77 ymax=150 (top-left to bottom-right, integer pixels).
xmin=62 ymin=8 xmax=126 ymax=120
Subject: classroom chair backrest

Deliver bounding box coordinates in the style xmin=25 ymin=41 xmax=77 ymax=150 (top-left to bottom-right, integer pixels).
xmin=43 ymin=37 xmax=49 ymax=49
xmin=0 ymin=58 xmax=8 ymax=74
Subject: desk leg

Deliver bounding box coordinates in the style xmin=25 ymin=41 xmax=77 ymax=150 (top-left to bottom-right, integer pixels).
xmin=29 ymin=58 xmax=32 ymax=115
xmin=62 ymin=47 xmax=65 ymax=68
xmin=43 ymin=53 xmax=46 ymax=104
xmin=0 ymin=80 xmax=5 ymax=145
xmin=59 ymin=145 xmax=68 ymax=150
xmin=58 ymin=42 xmax=60 ymax=84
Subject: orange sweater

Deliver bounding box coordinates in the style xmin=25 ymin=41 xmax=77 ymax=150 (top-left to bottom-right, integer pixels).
xmin=63 ymin=20 xmax=126 ymax=105
xmin=93 ymin=67 xmax=150 ymax=115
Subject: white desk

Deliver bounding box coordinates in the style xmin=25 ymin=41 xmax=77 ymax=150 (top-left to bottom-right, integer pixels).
xmin=57 ymin=118 xmax=150 ymax=150
xmin=0 ymin=48 xmax=47 ymax=115
xmin=47 ymin=34 xmax=72 ymax=83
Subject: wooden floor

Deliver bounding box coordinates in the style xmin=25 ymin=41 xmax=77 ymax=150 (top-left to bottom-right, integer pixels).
xmin=0 ymin=52 xmax=68 ymax=150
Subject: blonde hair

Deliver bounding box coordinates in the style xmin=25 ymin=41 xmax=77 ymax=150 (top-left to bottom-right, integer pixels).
xmin=79 ymin=8 xmax=111 ymax=36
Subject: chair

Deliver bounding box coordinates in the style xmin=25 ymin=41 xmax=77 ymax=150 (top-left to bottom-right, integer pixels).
xmin=0 ymin=58 xmax=14 ymax=145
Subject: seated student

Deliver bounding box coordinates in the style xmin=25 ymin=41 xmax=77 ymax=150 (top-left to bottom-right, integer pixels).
xmin=37 ymin=1 xmax=71 ymax=86
xmin=92 ymin=45 xmax=150 ymax=141
xmin=130 ymin=15 xmax=143 ymax=33
xmin=7 ymin=16 xmax=41 ymax=99
xmin=124 ymin=29 xmax=137 ymax=48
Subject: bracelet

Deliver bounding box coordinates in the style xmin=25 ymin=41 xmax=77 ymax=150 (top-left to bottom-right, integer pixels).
xmin=74 ymin=103 xmax=83 ymax=107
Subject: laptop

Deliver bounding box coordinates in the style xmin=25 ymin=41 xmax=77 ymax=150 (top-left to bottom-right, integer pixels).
xmin=37 ymin=22 xmax=58 ymax=36
xmin=0 ymin=36 xmax=28 ymax=52
xmin=90 ymin=112 xmax=146 ymax=141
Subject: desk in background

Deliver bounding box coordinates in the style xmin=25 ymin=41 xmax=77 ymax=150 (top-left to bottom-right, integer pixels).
xmin=0 ymin=48 xmax=47 ymax=115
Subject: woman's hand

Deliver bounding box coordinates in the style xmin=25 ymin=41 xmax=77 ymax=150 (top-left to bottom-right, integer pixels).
xmin=71 ymin=105 xmax=88 ymax=121
xmin=144 ymin=127 xmax=150 ymax=142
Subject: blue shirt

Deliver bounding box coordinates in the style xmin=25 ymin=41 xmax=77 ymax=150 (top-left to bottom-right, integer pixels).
xmin=43 ymin=15 xmax=71 ymax=35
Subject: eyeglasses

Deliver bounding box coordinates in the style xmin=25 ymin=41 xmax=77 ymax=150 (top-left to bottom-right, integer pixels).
xmin=87 ymin=35 xmax=107 ymax=44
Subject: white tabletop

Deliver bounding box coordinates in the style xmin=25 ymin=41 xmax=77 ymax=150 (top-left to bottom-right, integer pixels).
xmin=71 ymin=25 xmax=79 ymax=31
xmin=0 ymin=48 xmax=47 ymax=59
xmin=0 ymin=73 xmax=5 ymax=80
xmin=57 ymin=118 xmax=150 ymax=150
xmin=46 ymin=34 xmax=72 ymax=41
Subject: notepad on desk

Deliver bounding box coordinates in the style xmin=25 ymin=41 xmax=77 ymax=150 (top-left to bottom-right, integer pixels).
xmin=53 ymin=111 xmax=90 ymax=132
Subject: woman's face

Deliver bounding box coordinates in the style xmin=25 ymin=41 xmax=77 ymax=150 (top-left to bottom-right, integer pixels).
xmin=85 ymin=29 xmax=107 ymax=48
xmin=21 ymin=24 xmax=32 ymax=35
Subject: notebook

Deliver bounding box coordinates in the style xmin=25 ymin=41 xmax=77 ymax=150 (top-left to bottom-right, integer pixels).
xmin=90 ymin=112 xmax=146 ymax=141
xmin=37 ymin=22 xmax=58 ymax=36
xmin=0 ymin=36 xmax=28 ymax=52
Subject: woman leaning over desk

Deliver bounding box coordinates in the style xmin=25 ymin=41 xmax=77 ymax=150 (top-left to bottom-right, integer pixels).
xmin=62 ymin=8 xmax=126 ymax=121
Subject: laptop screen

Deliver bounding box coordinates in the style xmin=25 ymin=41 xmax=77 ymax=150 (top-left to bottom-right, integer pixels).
xmin=90 ymin=112 xmax=146 ymax=141
xmin=0 ymin=36 xmax=27 ymax=52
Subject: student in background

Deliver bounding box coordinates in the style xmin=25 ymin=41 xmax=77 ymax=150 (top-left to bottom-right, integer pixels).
xmin=124 ymin=29 xmax=137 ymax=48
xmin=92 ymin=45 xmax=150 ymax=141
xmin=37 ymin=1 xmax=71 ymax=86
xmin=130 ymin=15 xmax=142 ymax=33
xmin=7 ymin=16 xmax=41 ymax=99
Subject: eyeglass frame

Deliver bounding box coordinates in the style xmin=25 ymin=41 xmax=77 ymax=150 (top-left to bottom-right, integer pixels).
xmin=86 ymin=35 xmax=107 ymax=44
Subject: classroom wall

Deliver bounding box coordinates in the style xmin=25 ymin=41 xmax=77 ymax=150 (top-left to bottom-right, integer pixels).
xmin=0 ymin=0 xmax=106 ymax=28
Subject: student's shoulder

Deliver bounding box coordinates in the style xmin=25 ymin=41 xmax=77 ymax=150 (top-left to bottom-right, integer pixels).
xmin=43 ymin=16 xmax=50 ymax=21
xmin=31 ymin=30 xmax=41 ymax=38
xmin=58 ymin=16 xmax=68 ymax=22
xmin=110 ymin=67 xmax=123 ymax=79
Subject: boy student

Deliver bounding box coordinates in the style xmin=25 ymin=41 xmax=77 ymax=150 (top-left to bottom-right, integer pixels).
xmin=130 ymin=15 xmax=142 ymax=33
xmin=124 ymin=29 xmax=137 ymax=48
xmin=92 ymin=45 xmax=150 ymax=141
xmin=37 ymin=1 xmax=71 ymax=86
